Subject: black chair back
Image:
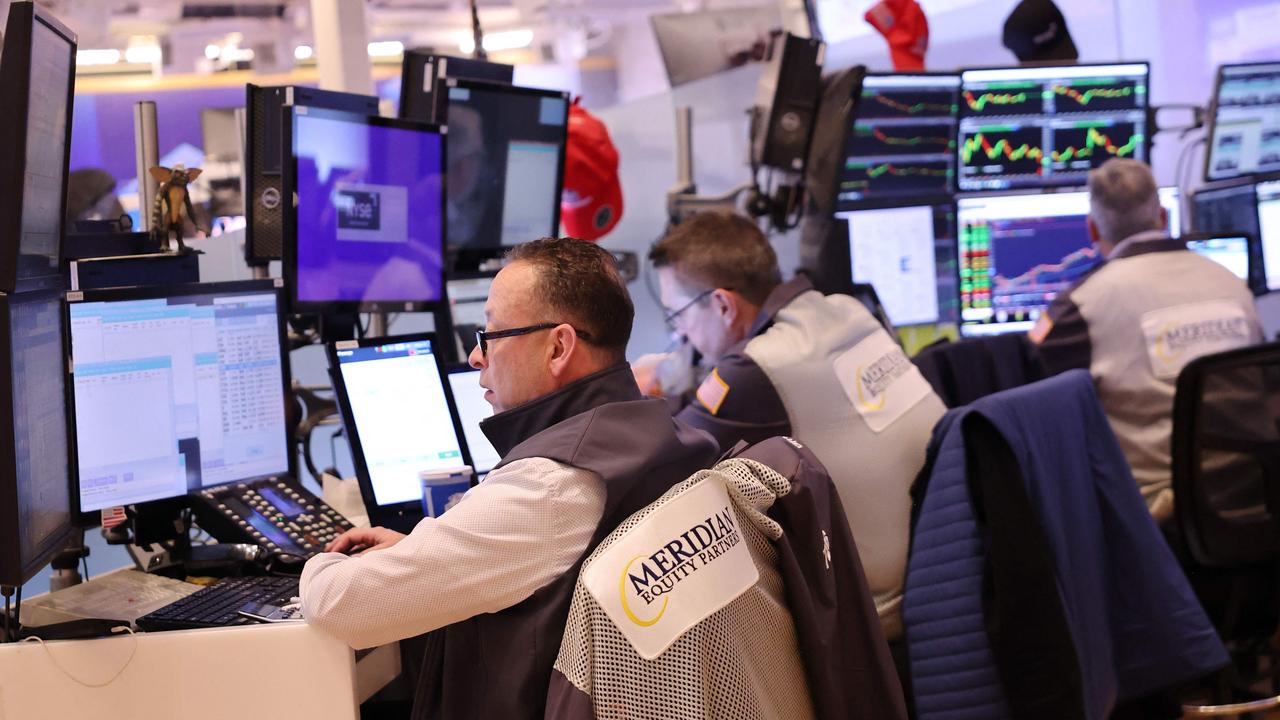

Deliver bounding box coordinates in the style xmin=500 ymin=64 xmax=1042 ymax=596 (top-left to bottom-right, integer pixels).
xmin=1172 ymin=341 xmax=1280 ymax=569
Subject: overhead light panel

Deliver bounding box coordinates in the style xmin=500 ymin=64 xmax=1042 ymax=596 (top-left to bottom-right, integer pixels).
xmin=124 ymin=45 xmax=163 ymax=64
xmin=76 ymin=49 xmax=122 ymax=66
xmin=366 ymin=40 xmax=404 ymax=58
xmin=294 ymin=44 xmax=313 ymax=61
xmin=458 ymin=28 xmax=534 ymax=55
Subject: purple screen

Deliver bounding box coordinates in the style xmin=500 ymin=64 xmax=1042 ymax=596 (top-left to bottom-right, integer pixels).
xmin=294 ymin=112 xmax=445 ymax=304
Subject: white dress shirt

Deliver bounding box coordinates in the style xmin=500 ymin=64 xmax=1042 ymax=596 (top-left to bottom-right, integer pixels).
xmin=300 ymin=456 xmax=606 ymax=650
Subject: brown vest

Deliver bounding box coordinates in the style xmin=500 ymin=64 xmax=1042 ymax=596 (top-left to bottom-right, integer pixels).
xmin=412 ymin=363 xmax=721 ymax=720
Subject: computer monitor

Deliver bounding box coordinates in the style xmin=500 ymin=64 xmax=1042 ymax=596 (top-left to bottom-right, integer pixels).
xmin=834 ymin=73 xmax=959 ymax=210
xmin=1182 ymin=232 xmax=1262 ymax=293
xmin=1205 ymin=61 xmax=1280 ymax=182
xmin=1256 ymin=180 xmax=1280 ymax=291
xmin=442 ymin=78 xmax=569 ymax=252
xmin=0 ymin=288 xmax=75 ymax=587
xmin=243 ymin=85 xmax=380 ymax=266
xmin=67 ymin=280 xmax=292 ymax=517
xmin=327 ymin=334 xmax=470 ymax=529
xmin=398 ymin=51 xmax=514 ymax=125
xmin=957 ymin=187 xmax=1180 ymax=336
xmin=957 ymin=62 xmax=1150 ymax=192
xmin=1192 ymin=180 xmax=1261 ymax=239
xmin=446 ymin=366 xmax=499 ymax=477
xmin=0 ymin=2 xmax=77 ymax=292
xmin=836 ymin=202 xmax=958 ymax=327
xmin=284 ymin=107 xmax=447 ymax=313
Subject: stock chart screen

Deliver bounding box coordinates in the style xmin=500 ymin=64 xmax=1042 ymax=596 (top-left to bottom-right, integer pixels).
xmin=957 ymin=63 xmax=1149 ymax=192
xmin=1206 ymin=62 xmax=1280 ymax=182
xmin=835 ymin=74 xmax=959 ymax=210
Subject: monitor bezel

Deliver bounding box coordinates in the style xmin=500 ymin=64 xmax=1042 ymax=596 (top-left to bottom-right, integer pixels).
xmin=0 ymin=287 xmax=77 ymax=586
xmin=0 ymin=2 xmax=77 ymax=293
xmin=326 ymin=332 xmax=473 ymax=531
xmin=1180 ymin=230 xmax=1265 ymax=296
xmin=64 ymin=279 xmax=296 ymax=527
xmin=834 ymin=198 xmax=960 ymax=329
xmin=441 ymin=77 xmax=570 ymax=255
xmin=1203 ymin=60 xmax=1280 ymax=184
xmin=283 ymin=106 xmax=451 ymax=314
xmin=833 ymin=71 xmax=961 ymax=212
xmin=955 ymin=60 xmax=1152 ymax=193
xmin=443 ymin=363 xmax=498 ymax=475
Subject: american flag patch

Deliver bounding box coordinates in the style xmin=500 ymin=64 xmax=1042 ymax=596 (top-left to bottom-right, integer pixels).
xmin=101 ymin=506 xmax=127 ymax=529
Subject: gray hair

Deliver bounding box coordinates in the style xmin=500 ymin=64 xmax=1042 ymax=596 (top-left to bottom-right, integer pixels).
xmin=1087 ymin=158 xmax=1163 ymax=245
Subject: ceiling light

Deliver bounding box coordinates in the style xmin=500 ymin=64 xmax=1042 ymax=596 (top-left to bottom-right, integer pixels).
xmin=204 ymin=44 xmax=220 ymax=60
xmin=366 ymin=40 xmax=404 ymax=58
xmin=458 ymin=29 xmax=534 ymax=55
xmin=294 ymin=44 xmax=313 ymax=61
xmin=124 ymin=45 xmax=163 ymax=64
xmin=76 ymin=48 xmax=122 ymax=66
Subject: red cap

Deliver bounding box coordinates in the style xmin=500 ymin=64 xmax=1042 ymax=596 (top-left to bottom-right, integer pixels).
xmin=864 ymin=0 xmax=929 ymax=72
xmin=561 ymin=99 xmax=623 ymax=242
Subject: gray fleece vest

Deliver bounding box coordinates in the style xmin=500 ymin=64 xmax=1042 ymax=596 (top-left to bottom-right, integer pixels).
xmin=411 ymin=363 xmax=720 ymax=720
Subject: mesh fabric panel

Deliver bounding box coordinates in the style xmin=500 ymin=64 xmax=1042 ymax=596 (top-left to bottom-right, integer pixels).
xmin=553 ymin=459 xmax=815 ymax=720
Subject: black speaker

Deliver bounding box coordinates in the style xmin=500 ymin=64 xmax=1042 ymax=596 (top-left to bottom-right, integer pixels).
xmin=750 ymin=33 xmax=825 ymax=173
xmin=243 ymin=84 xmax=379 ymax=266
xmin=398 ymin=50 xmax=514 ymax=124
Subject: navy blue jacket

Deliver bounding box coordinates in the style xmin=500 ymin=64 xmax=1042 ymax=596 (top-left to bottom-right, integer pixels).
xmin=904 ymin=370 xmax=1228 ymax=719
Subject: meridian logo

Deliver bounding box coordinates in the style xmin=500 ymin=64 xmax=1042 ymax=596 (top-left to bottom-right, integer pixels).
xmin=1154 ymin=317 xmax=1250 ymax=361
xmin=854 ymin=348 xmax=913 ymax=412
xmin=618 ymin=506 xmax=742 ymax=627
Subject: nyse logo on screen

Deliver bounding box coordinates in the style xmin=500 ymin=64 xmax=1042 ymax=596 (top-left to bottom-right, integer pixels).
xmin=336 ymin=189 xmax=382 ymax=231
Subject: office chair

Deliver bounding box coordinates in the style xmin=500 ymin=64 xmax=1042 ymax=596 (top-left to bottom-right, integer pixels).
xmin=1171 ymin=341 xmax=1280 ymax=712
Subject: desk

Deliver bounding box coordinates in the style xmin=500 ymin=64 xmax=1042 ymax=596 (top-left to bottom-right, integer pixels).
xmin=0 ymin=622 xmax=396 ymax=719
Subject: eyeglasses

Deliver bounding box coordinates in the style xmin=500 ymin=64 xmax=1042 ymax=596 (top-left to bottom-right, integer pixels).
xmin=663 ymin=288 xmax=718 ymax=327
xmin=474 ymin=323 xmax=593 ymax=357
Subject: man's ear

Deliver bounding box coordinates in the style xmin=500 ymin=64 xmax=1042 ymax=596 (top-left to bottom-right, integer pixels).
xmin=149 ymin=167 xmax=171 ymax=184
xmin=546 ymin=324 xmax=577 ymax=378
xmin=710 ymin=288 xmax=738 ymax=328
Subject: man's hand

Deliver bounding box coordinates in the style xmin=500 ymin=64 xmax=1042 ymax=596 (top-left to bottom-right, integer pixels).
xmin=325 ymin=527 xmax=406 ymax=555
xmin=632 ymin=352 xmax=671 ymax=397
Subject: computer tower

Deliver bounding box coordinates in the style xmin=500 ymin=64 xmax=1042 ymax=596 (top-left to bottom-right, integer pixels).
xmin=399 ymin=51 xmax=514 ymax=124
xmin=750 ymin=33 xmax=825 ymax=173
xmin=243 ymin=84 xmax=379 ymax=267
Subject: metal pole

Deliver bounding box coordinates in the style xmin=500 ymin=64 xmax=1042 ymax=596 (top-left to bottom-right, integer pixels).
xmin=134 ymin=101 xmax=159 ymax=232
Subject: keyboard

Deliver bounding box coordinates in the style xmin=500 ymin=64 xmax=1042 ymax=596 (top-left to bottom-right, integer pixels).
xmin=136 ymin=576 xmax=300 ymax=632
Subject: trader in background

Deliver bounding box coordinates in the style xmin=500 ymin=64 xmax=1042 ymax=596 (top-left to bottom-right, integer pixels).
xmin=302 ymin=237 xmax=719 ymax=720
xmin=1031 ymin=158 xmax=1263 ymax=524
xmin=634 ymin=211 xmax=946 ymax=640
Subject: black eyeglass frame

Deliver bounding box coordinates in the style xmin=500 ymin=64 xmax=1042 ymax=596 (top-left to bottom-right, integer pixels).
xmin=663 ymin=287 xmax=733 ymax=327
xmin=475 ymin=323 xmax=593 ymax=356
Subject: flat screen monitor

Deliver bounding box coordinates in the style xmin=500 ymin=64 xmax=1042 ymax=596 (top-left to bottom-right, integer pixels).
xmin=0 ymin=2 xmax=77 ymax=293
xmin=67 ymin=280 xmax=292 ymax=516
xmin=284 ymin=107 xmax=447 ymax=313
xmin=398 ymin=51 xmax=514 ymax=125
xmin=837 ymin=202 xmax=958 ymax=327
xmin=327 ymin=335 xmax=469 ymax=525
xmin=0 ymin=288 xmax=75 ymax=587
xmin=443 ymin=79 xmax=569 ymax=251
xmin=1256 ymin=180 xmax=1280 ymax=291
xmin=1205 ymin=62 xmax=1280 ymax=182
xmin=835 ymin=73 xmax=959 ymax=210
xmin=957 ymin=63 xmax=1150 ymax=192
xmin=957 ymin=187 xmax=1180 ymax=336
xmin=1192 ymin=181 xmax=1260 ymax=239
xmin=446 ymin=366 xmax=499 ymax=476
xmin=1183 ymin=232 xmax=1259 ymax=292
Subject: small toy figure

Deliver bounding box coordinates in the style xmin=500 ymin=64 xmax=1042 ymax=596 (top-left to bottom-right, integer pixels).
xmin=149 ymin=164 xmax=204 ymax=253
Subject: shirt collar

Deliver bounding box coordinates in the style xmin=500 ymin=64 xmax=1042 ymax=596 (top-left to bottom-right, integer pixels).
xmin=1108 ymin=230 xmax=1185 ymax=260
xmin=746 ymin=275 xmax=814 ymax=338
xmin=479 ymin=362 xmax=642 ymax=458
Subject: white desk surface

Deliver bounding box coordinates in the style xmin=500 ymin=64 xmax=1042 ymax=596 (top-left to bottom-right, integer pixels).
xmin=0 ymin=622 xmax=363 ymax=720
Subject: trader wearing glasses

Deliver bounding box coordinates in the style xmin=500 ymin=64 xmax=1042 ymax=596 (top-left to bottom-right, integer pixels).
xmin=301 ymin=238 xmax=719 ymax=720
xmin=636 ymin=211 xmax=945 ymax=640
